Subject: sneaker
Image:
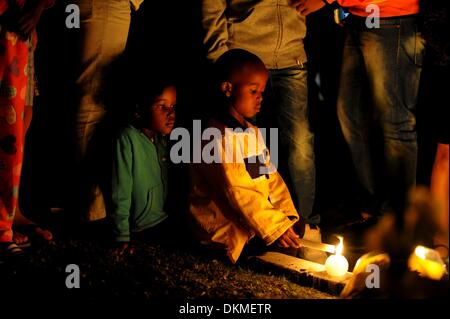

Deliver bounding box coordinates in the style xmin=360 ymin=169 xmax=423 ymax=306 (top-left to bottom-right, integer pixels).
xmin=297 ymin=224 xmax=328 ymax=264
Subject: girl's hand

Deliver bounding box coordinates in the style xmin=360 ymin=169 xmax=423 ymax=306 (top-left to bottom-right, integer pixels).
xmin=17 ymin=0 xmax=47 ymax=40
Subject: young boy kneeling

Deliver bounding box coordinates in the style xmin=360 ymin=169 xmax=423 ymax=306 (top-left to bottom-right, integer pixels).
xmin=188 ymin=49 xmax=306 ymax=263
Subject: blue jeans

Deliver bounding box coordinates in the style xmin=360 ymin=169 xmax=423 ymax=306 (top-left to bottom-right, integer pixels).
xmin=261 ymin=66 xmax=317 ymax=224
xmin=337 ymin=16 xmax=425 ymax=212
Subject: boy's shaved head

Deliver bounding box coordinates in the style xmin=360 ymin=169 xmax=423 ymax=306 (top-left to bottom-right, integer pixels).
xmin=213 ymin=49 xmax=269 ymax=122
xmin=215 ymin=49 xmax=267 ymax=84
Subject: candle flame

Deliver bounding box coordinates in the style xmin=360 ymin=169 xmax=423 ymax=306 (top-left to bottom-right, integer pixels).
xmin=414 ymin=245 xmax=427 ymax=259
xmin=336 ymin=236 xmax=344 ymax=255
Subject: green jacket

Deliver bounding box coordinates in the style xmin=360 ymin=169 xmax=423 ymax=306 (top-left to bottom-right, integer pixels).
xmin=202 ymin=0 xmax=307 ymax=69
xmin=111 ymin=125 xmax=168 ymax=242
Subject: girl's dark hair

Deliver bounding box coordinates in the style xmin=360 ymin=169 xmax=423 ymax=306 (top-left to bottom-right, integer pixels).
xmin=98 ymin=54 xmax=176 ymax=127
xmin=132 ymin=75 xmax=176 ymax=128
xmin=135 ymin=75 xmax=177 ymax=112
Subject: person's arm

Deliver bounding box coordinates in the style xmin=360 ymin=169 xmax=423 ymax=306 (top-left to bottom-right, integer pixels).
xmin=0 ymin=0 xmax=8 ymax=15
xmin=0 ymin=0 xmax=53 ymax=16
xmin=291 ymin=0 xmax=328 ymax=15
xmin=43 ymin=0 xmax=55 ymax=8
xmin=111 ymin=134 xmax=134 ymax=242
xmin=328 ymin=0 xmax=372 ymax=6
xmin=292 ymin=0 xmax=373 ymax=16
xmin=431 ymin=144 xmax=449 ymax=260
xmin=16 ymin=0 xmax=54 ymax=39
xmin=199 ymin=136 xmax=299 ymax=246
xmin=267 ymin=171 xmax=299 ymax=219
xmin=201 ymin=0 xmax=229 ymax=62
xmin=264 ymin=149 xmax=305 ymax=247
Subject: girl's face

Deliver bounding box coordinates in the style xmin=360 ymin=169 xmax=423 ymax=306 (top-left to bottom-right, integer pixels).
xmin=144 ymin=86 xmax=177 ymax=135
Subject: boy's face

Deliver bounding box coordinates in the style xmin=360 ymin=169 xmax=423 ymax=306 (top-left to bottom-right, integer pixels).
xmin=224 ymin=69 xmax=268 ymax=120
xmin=145 ymin=86 xmax=177 ymax=135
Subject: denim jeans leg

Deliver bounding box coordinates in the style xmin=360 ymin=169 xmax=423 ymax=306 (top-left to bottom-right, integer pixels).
xmin=337 ymin=28 xmax=376 ymax=200
xmin=361 ymin=18 xmax=423 ymax=207
xmin=267 ymin=67 xmax=317 ymax=224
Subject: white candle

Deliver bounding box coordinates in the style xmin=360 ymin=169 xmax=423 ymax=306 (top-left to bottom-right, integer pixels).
xmin=325 ymin=236 xmax=349 ymax=277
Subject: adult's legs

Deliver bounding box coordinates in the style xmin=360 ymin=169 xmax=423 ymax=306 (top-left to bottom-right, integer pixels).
xmin=337 ymin=27 xmax=375 ymax=207
xmin=360 ymin=17 xmax=424 ymax=212
xmin=72 ymin=0 xmax=131 ymax=221
xmin=265 ymin=66 xmax=317 ymax=224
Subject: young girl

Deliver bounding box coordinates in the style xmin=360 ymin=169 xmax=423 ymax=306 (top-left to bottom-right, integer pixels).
xmin=109 ymin=78 xmax=176 ymax=255
xmin=188 ymin=49 xmax=306 ymax=263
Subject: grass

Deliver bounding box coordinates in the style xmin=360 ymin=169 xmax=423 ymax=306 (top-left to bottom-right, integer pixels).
xmin=0 ymin=235 xmax=335 ymax=301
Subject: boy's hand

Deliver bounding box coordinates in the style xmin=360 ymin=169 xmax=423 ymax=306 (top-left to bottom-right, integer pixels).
xmin=17 ymin=0 xmax=46 ymax=40
xmin=291 ymin=0 xmax=327 ymax=16
xmin=277 ymin=227 xmax=301 ymax=248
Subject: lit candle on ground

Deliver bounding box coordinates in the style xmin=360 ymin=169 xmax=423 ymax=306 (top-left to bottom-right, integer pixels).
xmin=408 ymin=245 xmax=446 ymax=281
xmin=325 ymin=236 xmax=349 ymax=277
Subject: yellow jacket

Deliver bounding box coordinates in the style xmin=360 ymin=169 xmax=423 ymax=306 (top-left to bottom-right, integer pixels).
xmin=189 ymin=116 xmax=300 ymax=263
